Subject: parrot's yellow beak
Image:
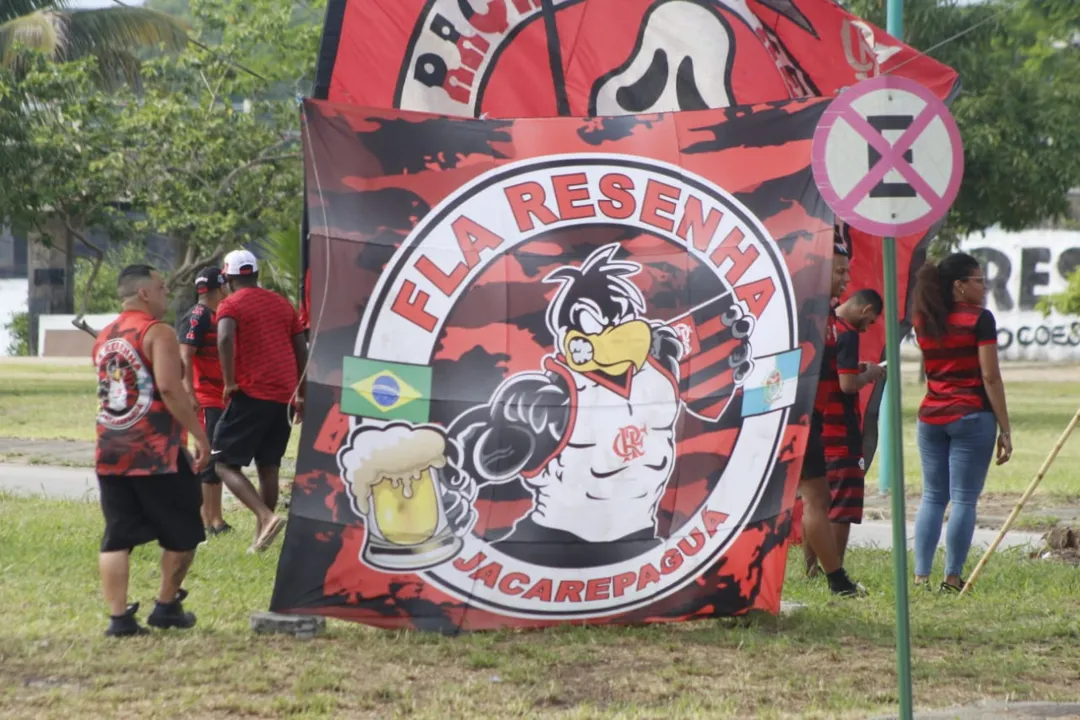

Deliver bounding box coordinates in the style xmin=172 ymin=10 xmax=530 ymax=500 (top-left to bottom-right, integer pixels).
xmin=563 ymin=320 xmax=651 ymax=376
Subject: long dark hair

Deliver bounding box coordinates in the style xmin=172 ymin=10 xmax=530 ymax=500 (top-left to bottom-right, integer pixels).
xmin=912 ymin=252 xmax=981 ymax=339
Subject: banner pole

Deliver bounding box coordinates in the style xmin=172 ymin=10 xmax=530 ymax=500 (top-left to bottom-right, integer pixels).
xmin=883 ymin=237 xmax=914 ymax=720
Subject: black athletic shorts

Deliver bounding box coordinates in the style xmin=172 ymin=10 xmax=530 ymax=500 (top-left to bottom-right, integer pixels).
xmin=212 ymin=390 xmax=292 ymax=469
xmin=98 ymin=454 xmax=205 ymax=553
xmin=199 ymin=407 xmax=224 ymax=484
xmin=802 ymin=411 xmax=827 ymax=479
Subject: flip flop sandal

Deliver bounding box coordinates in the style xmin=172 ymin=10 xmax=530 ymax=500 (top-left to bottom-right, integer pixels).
xmin=253 ymin=516 xmax=286 ymax=552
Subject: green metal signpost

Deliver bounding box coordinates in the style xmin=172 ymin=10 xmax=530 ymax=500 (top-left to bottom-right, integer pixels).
xmin=884 ymin=2 xmax=914 ymax=718
xmin=811 ymin=2 xmax=964 ymax=715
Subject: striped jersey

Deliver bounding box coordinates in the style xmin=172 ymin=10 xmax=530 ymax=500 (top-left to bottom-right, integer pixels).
xmin=916 ymin=303 xmax=996 ymax=425
xmin=814 ymin=312 xmax=862 ymax=457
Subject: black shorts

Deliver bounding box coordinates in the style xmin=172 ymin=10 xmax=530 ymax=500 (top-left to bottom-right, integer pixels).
xmin=98 ymin=455 xmax=205 ymax=553
xmin=212 ymin=391 xmax=292 ymax=469
xmin=802 ymin=411 xmax=827 ymax=480
xmin=199 ymin=407 xmax=224 ymax=484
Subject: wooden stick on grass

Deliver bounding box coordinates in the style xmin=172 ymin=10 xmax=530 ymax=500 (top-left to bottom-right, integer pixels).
xmin=961 ymin=405 xmax=1080 ymax=596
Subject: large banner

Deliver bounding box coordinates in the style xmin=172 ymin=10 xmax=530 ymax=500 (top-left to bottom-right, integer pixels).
xmin=272 ymin=98 xmax=835 ymax=630
xmin=298 ymin=0 xmax=961 ymax=467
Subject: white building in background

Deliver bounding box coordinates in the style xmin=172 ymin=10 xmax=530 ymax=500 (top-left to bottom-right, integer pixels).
xmin=953 ymin=229 xmax=1080 ymax=363
xmin=0 ymin=279 xmax=28 ymax=354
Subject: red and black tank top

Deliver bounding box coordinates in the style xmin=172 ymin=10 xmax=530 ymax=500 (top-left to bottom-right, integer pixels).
xmin=916 ymin=303 xmax=997 ymax=425
xmin=93 ymin=310 xmax=184 ymax=476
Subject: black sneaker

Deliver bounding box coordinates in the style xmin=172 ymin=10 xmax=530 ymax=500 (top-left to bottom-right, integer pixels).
xmin=827 ymin=569 xmax=868 ymax=597
xmin=939 ymin=579 xmax=965 ymax=594
xmin=147 ymin=589 xmax=197 ymax=630
xmin=105 ymin=603 xmax=149 ymax=638
xmin=208 ymin=523 xmax=233 ymax=536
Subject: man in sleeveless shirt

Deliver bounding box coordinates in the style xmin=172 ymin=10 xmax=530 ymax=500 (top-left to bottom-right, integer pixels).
xmin=178 ymin=266 xmax=231 ymax=536
xmin=93 ymin=265 xmax=211 ymax=637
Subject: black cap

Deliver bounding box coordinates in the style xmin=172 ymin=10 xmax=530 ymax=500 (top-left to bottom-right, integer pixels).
xmin=194 ymin=266 xmax=225 ymax=294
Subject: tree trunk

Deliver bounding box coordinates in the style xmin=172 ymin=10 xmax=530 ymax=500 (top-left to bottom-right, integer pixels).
xmin=168 ymin=237 xmax=197 ymax=328
xmin=26 ymin=217 xmax=74 ymax=356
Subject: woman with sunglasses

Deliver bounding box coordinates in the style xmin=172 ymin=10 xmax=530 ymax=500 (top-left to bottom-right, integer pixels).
xmin=911 ymin=252 xmax=1012 ymax=593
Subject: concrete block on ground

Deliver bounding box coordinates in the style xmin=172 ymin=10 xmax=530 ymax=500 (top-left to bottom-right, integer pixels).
xmin=250 ymin=611 xmax=326 ymax=639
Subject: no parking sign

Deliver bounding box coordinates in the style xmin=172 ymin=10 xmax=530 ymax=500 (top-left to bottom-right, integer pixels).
xmin=812 ymin=74 xmax=963 ymax=237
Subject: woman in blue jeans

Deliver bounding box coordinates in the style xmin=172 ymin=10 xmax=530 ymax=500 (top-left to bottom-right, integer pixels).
xmin=911 ymin=253 xmax=1012 ymax=593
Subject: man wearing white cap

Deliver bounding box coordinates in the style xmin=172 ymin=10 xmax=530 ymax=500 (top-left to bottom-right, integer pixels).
xmin=213 ymin=249 xmax=307 ymax=552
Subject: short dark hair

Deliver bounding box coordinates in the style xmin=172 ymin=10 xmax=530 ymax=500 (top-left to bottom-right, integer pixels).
xmin=851 ymin=288 xmax=884 ymax=315
xmin=228 ymin=273 xmax=258 ymax=289
xmin=117 ymin=264 xmax=157 ymax=299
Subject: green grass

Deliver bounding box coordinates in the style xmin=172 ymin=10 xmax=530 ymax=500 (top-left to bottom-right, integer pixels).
xmin=868 ymin=378 xmax=1080 ymax=499
xmin=5 ymin=365 xmax=1078 ymax=501
xmin=0 ymin=362 xmax=300 ymax=462
xmin=2 ymin=494 xmax=1080 ymax=718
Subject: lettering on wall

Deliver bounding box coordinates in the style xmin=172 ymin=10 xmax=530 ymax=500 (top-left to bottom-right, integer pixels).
xmin=904 ymin=232 xmax=1080 ymax=361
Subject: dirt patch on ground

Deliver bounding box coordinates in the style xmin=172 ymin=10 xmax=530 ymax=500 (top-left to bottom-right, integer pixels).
xmin=1030 ymin=526 xmax=1080 ymax=566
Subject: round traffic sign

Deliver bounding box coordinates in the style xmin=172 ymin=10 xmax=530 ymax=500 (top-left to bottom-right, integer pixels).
xmin=811 ymin=74 xmax=963 ymax=237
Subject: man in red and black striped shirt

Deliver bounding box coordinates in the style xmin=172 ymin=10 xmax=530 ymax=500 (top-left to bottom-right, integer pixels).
xmin=178 ymin=266 xmax=231 ymax=536
xmin=809 ymin=288 xmax=885 ymax=570
xmin=212 ymin=250 xmax=307 ymax=553
xmin=800 ymin=243 xmax=881 ymax=597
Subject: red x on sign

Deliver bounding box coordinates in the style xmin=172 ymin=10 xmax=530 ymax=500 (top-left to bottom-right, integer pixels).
xmin=811 ymin=75 xmax=963 ymax=238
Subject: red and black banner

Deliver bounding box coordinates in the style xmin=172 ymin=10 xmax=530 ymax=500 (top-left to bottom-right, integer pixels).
xmin=274 ymin=98 xmax=839 ymax=630
xmin=298 ymin=0 xmax=960 ymax=468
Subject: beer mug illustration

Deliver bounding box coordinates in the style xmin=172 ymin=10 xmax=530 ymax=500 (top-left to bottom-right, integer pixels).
xmin=340 ymin=425 xmax=463 ymax=572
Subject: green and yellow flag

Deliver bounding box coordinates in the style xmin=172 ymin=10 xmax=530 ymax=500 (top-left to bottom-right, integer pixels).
xmin=341 ymin=357 xmax=432 ymax=423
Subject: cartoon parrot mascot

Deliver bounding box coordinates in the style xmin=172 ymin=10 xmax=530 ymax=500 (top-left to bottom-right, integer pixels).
xmin=343 ymin=243 xmax=755 ymax=569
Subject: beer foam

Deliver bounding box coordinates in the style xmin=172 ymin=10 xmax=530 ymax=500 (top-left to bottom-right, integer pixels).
xmin=341 ymin=425 xmax=447 ymax=514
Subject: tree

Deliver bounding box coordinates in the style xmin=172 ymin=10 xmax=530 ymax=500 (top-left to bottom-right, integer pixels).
xmin=0 ymin=0 xmax=188 ymax=87
xmin=847 ymin=0 xmax=1080 ymax=244
xmin=0 ymin=0 xmax=323 ymax=331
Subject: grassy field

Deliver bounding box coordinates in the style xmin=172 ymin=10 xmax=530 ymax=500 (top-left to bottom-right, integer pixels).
xmin=1 ymin=492 xmax=1079 ymax=719
xmin=4 ymin=361 xmax=1079 ymax=499
xmin=0 ymin=362 xmax=301 ymax=464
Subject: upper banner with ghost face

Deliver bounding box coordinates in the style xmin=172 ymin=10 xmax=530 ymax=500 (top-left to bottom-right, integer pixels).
xmin=310 ymin=0 xmax=957 ymax=116
xmin=300 ymin=0 xmax=960 ymax=466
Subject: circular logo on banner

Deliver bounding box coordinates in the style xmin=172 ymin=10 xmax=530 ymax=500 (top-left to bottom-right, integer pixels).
xmin=395 ymin=0 xmax=818 ymax=117
xmin=95 ymin=338 xmax=153 ymax=430
xmin=811 ymin=74 xmax=964 ymax=237
xmin=337 ymin=154 xmax=801 ymax=620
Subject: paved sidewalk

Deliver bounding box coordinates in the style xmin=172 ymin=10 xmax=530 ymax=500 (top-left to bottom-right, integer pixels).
xmin=874 ymin=701 xmax=1080 ymax=719
xmin=0 ymin=462 xmax=1046 ymax=552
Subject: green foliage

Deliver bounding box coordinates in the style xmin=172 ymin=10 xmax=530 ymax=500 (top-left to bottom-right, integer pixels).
xmin=259 ymin=225 xmax=302 ymax=304
xmin=1037 ymin=265 xmax=1080 ymax=315
xmin=0 ymin=0 xmax=189 ymax=88
xmin=73 ymin=240 xmax=149 ymax=315
xmin=847 ymin=0 xmax=1080 ymax=247
xmin=0 ymin=0 xmax=324 ymax=307
xmin=4 ymin=311 xmax=30 ymax=356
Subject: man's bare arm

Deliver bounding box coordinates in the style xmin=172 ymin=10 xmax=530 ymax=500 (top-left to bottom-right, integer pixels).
xmin=179 ymin=344 xmax=197 ymax=399
xmin=146 ymin=324 xmax=209 ymax=452
xmin=292 ymin=333 xmax=309 ymax=400
xmin=218 ymin=317 xmax=237 ymax=392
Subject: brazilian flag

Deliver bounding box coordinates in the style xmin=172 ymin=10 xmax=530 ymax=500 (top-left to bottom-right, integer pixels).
xmin=341 ymin=357 xmax=432 ymax=423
